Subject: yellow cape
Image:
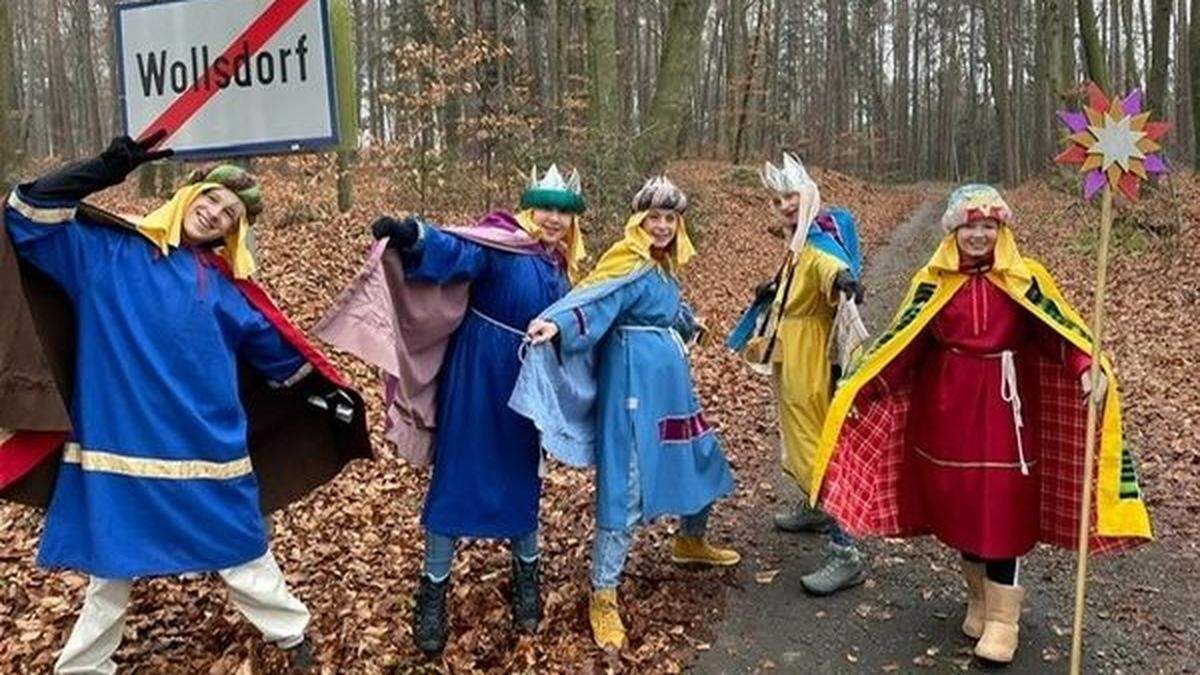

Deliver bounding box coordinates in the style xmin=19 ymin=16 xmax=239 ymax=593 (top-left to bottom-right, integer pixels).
xmin=810 ymin=226 xmax=1151 ymax=540
xmin=134 ymin=183 xmax=257 ymax=279
xmin=576 ymin=210 xmax=696 ymax=289
xmin=515 ymin=208 xmax=587 ymax=284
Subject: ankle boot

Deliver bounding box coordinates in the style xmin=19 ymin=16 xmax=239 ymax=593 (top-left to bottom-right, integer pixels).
xmin=589 ymin=588 xmax=627 ymax=650
xmin=961 ymin=561 xmax=987 ymax=639
xmin=412 ymin=575 xmax=449 ymax=657
xmin=670 ymin=536 xmax=742 ymax=566
xmin=974 ymin=580 xmax=1025 ymax=664
xmin=510 ymin=556 xmax=542 ymax=634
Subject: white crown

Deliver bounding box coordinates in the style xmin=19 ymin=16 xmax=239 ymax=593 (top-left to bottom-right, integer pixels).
xmin=760 ymin=152 xmax=816 ymax=195
xmin=528 ymin=164 xmax=583 ymax=195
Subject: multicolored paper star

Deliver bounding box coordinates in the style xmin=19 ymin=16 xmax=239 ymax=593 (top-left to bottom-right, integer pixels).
xmin=1054 ymin=83 xmax=1169 ymax=201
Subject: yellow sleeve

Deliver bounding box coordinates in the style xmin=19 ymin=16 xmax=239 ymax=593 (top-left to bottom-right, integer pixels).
xmin=809 ymin=248 xmax=847 ymax=306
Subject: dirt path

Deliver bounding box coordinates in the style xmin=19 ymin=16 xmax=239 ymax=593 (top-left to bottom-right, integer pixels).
xmin=691 ymin=191 xmax=1199 ymax=674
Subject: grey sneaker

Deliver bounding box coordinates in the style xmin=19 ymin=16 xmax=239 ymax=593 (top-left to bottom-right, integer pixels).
xmin=773 ymin=502 xmax=833 ymax=533
xmin=800 ymin=543 xmax=868 ymax=596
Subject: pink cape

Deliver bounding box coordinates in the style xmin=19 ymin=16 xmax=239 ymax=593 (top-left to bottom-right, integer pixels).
xmin=313 ymin=216 xmax=545 ymax=466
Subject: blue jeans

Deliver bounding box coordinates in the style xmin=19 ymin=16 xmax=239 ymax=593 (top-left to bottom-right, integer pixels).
xmin=423 ymin=528 xmax=539 ymax=581
xmin=591 ymin=505 xmax=712 ymax=589
xmin=828 ymin=519 xmax=855 ymax=547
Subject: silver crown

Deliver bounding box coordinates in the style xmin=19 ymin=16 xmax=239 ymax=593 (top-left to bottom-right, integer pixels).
xmin=528 ymin=164 xmax=583 ymax=196
xmin=760 ymin=152 xmax=816 ymax=195
xmin=632 ymin=175 xmax=688 ymax=213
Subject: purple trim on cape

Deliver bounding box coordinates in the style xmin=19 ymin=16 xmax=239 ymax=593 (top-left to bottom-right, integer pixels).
xmin=440 ymin=210 xmax=571 ymax=275
xmin=313 ymin=211 xmax=568 ymax=466
xmin=441 ymin=211 xmax=543 ymax=255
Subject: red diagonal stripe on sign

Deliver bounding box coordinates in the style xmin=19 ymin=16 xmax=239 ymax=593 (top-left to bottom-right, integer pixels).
xmin=136 ymin=0 xmax=309 ymax=148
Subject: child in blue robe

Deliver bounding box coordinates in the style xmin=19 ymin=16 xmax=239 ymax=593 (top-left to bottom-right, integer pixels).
xmin=514 ymin=176 xmax=739 ymax=651
xmin=366 ymin=166 xmax=587 ymax=656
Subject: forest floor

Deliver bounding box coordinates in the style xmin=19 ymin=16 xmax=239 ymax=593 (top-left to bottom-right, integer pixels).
xmin=690 ymin=181 xmax=1200 ymax=675
xmin=1 ymin=158 xmax=1196 ymax=673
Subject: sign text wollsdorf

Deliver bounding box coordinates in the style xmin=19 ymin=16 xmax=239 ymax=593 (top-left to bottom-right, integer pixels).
xmin=136 ymin=34 xmax=313 ymax=97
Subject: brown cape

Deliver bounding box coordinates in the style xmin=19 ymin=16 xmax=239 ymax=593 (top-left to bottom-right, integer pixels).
xmin=0 ymin=202 xmax=373 ymax=512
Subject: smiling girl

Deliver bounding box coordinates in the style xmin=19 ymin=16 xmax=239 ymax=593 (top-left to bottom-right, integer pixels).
xmin=517 ymin=175 xmax=738 ymax=651
xmin=810 ymin=184 xmax=1152 ymax=664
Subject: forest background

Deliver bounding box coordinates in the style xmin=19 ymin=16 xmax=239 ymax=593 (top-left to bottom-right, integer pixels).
xmin=1 ymin=0 xmax=1196 ymax=229
xmin=2 ymin=1 xmax=1198 ymax=672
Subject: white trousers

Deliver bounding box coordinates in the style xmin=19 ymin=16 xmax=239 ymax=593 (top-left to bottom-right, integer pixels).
xmin=54 ymin=551 xmax=310 ymax=675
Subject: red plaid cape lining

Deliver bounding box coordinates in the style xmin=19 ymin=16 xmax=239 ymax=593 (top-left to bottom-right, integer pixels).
xmin=820 ymin=344 xmax=1141 ymax=555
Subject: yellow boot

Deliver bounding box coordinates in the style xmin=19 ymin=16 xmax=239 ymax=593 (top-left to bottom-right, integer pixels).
xmin=670 ymin=536 xmax=742 ymax=566
xmin=974 ymin=580 xmax=1025 ymax=663
xmin=589 ymin=588 xmax=627 ymax=651
xmin=961 ymin=561 xmax=986 ymax=639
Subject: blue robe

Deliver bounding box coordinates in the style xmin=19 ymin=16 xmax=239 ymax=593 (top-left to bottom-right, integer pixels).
xmin=5 ymin=189 xmax=307 ymax=579
xmin=406 ymin=226 xmax=569 ymax=538
xmin=512 ymin=266 xmax=734 ymax=530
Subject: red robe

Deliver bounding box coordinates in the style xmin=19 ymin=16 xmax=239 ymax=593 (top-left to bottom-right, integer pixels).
xmin=871 ymin=273 xmax=1090 ymax=558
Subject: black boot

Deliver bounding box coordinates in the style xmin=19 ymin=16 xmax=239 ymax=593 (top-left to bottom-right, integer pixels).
xmin=285 ymin=638 xmax=315 ymax=673
xmin=510 ymin=556 xmax=542 ymax=634
xmin=412 ymin=575 xmax=449 ymax=657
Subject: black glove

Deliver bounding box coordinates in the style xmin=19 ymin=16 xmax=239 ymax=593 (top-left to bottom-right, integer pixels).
xmin=833 ymin=269 xmax=863 ymax=304
xmin=754 ymin=279 xmax=778 ymax=303
xmin=98 ymin=132 xmax=174 ymax=179
xmin=22 ymin=132 xmax=173 ymax=204
xmin=371 ymin=215 xmax=421 ymax=250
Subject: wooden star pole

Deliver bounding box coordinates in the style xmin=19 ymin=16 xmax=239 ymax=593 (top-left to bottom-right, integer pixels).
xmin=1054 ymin=83 xmax=1168 ymax=675
xmin=1068 ymin=182 xmax=1110 ymax=675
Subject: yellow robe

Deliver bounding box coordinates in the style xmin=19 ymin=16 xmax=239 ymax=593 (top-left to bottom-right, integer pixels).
xmin=773 ymin=245 xmax=846 ymax=490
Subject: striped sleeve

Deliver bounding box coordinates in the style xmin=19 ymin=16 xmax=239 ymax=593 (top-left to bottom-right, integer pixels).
xmin=5 ymin=187 xmax=91 ymax=296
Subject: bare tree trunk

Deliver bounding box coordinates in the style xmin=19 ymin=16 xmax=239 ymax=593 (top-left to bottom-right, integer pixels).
xmin=526 ymin=0 xmax=547 ymax=131
xmin=1110 ymin=0 xmax=1122 ymax=86
xmin=641 ymin=0 xmax=712 ymax=170
xmin=1176 ymin=0 xmax=1194 ymax=161
xmin=478 ymin=0 xmax=500 ymax=185
xmin=984 ymin=0 xmax=1017 ymax=184
xmin=722 ymin=0 xmax=744 ymax=155
xmin=732 ymin=0 xmax=765 ymax=163
xmin=615 ymin=0 xmax=636 ymax=132
xmin=100 ymin=0 xmax=123 ymax=135
xmin=1191 ymin=0 xmax=1200 ymax=164
xmin=894 ymin=0 xmax=910 ymax=174
xmin=584 ymin=0 xmax=619 ymax=134
xmin=1140 ymin=0 xmax=1153 ymax=72
xmin=47 ymin=0 xmax=76 ymax=158
xmin=71 ymin=0 xmax=103 ymax=153
xmin=1122 ymin=0 xmax=1139 ymax=88
xmin=1061 ymin=0 xmax=1078 ymax=93
xmin=1035 ymin=0 xmax=1054 ymax=170
xmin=1147 ymin=0 xmax=1171 ymax=112
xmin=0 ymin=0 xmax=14 ymax=184
xmin=909 ymin=0 xmax=923 ymax=175
xmin=1008 ymin=0 xmax=1025 ymax=181
xmin=1078 ymin=0 xmax=1111 ymax=89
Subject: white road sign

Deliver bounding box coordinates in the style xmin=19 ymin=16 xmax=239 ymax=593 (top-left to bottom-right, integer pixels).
xmin=115 ymin=0 xmax=339 ymax=158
